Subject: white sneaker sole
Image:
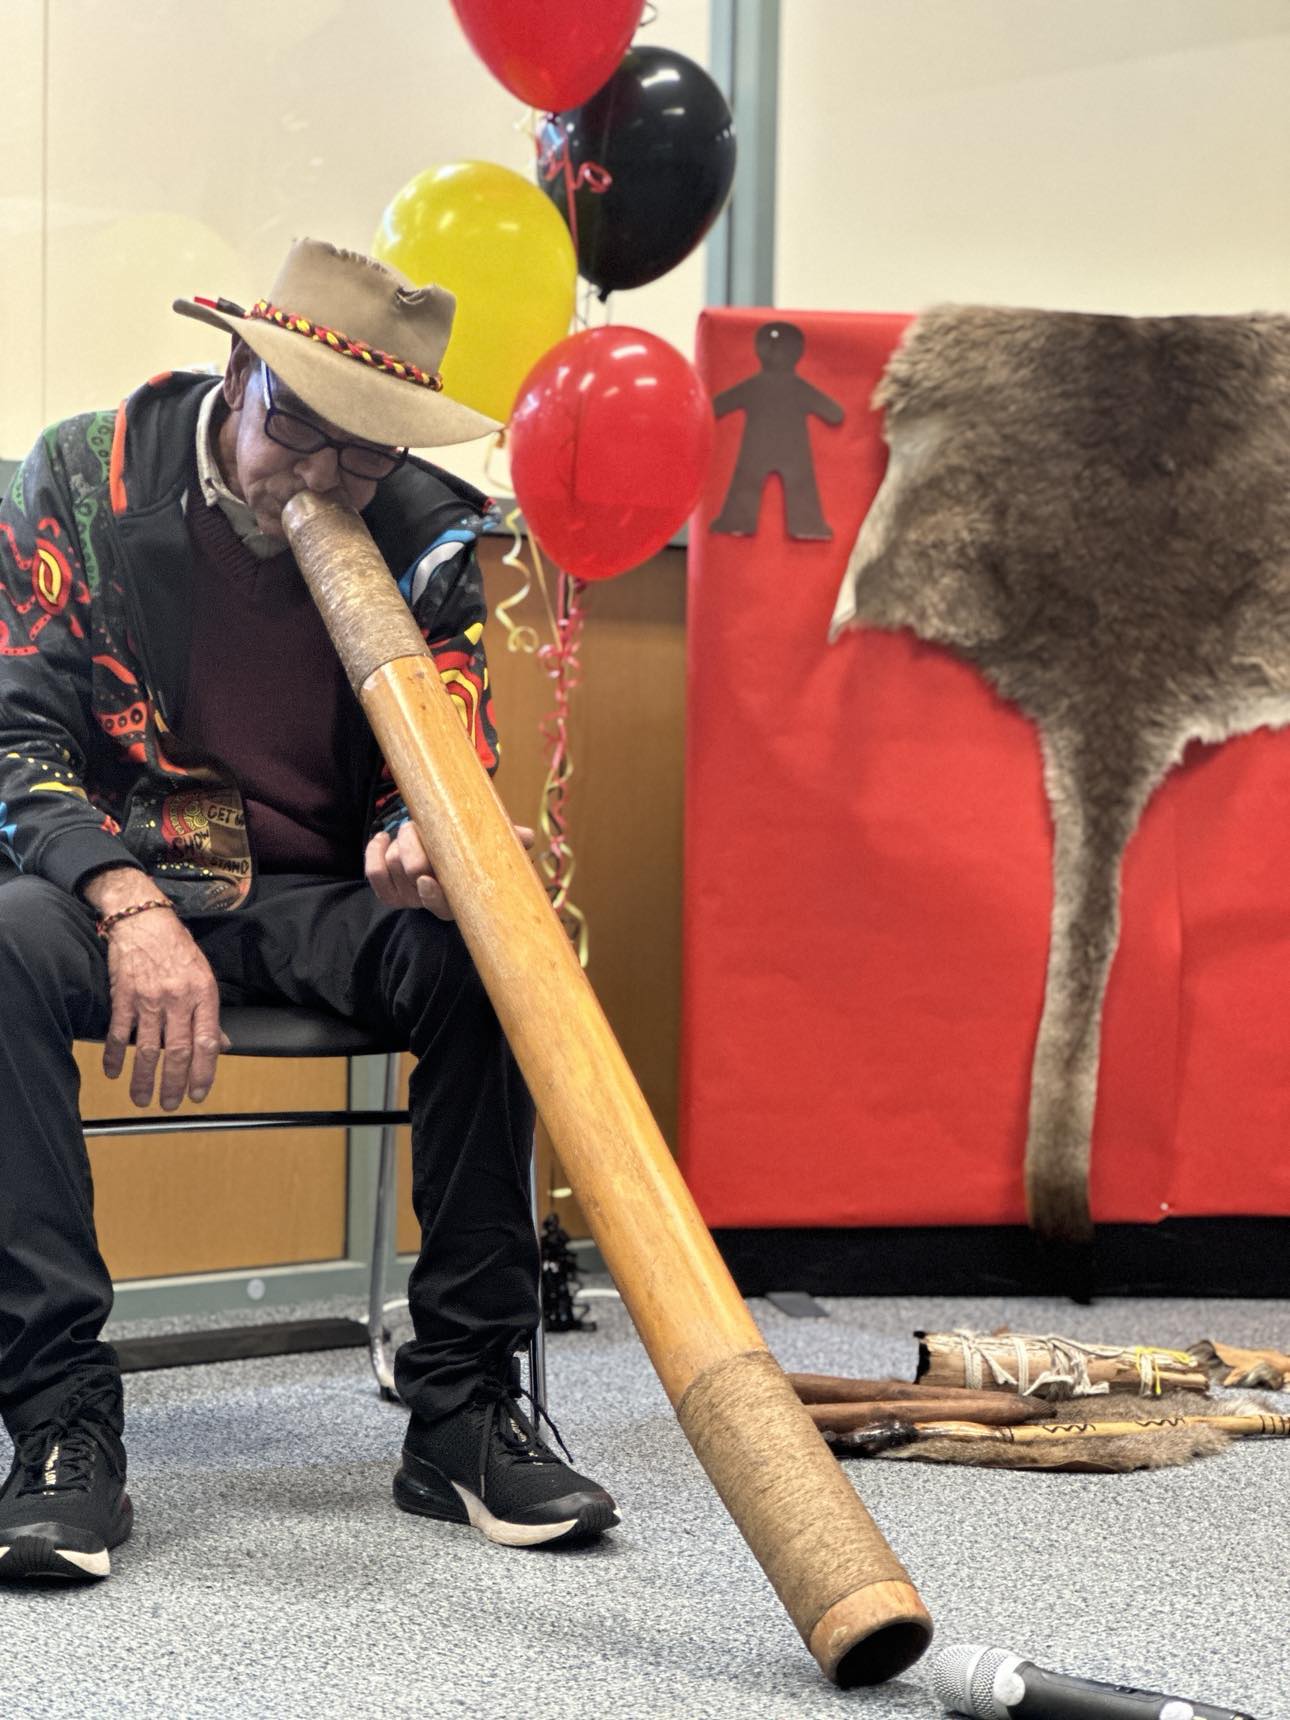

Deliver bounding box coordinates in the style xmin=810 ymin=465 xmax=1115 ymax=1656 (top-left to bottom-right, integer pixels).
xmin=0 ymin=1540 xmax=111 ymax=1579
xmin=394 ymin=1460 xmax=620 ymax=1546
xmin=450 ymin=1482 xmax=589 ymax=1547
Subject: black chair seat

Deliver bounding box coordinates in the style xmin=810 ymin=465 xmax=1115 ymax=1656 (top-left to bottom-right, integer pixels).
xmin=218 ymin=1004 xmax=400 ymax=1060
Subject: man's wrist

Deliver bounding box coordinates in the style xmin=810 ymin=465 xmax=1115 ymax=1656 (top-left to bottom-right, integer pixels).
xmin=81 ymin=866 xmax=168 ymax=915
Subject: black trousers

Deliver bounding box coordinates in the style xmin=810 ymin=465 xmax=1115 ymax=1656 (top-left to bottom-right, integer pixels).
xmin=0 ymin=873 xmax=539 ymax=1440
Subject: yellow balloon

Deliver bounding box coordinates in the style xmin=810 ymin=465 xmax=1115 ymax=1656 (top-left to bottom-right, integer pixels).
xmin=373 ymin=161 xmax=576 ymax=424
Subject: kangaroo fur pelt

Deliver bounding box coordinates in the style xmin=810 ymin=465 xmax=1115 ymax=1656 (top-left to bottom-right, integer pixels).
xmin=831 ymin=305 xmax=1290 ymax=1244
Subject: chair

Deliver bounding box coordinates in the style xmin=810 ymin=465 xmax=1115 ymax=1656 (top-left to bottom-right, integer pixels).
xmin=81 ymin=1004 xmax=547 ymax=1411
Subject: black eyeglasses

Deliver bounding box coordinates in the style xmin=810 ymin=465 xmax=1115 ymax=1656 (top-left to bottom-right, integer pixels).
xmin=261 ymin=367 xmax=408 ymax=482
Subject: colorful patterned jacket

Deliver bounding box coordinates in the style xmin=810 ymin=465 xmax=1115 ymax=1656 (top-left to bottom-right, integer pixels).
xmin=0 ymin=371 xmax=498 ymax=912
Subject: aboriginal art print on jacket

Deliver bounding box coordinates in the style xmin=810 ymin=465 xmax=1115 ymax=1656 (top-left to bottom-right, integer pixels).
xmin=0 ymin=372 xmax=498 ymax=912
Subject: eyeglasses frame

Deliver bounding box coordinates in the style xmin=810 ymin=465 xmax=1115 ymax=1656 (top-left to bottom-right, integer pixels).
xmin=260 ymin=365 xmax=409 ymax=482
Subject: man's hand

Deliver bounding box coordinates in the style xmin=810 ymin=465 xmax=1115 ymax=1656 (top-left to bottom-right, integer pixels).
xmin=365 ymin=821 xmax=536 ymax=918
xmin=83 ymin=868 xmax=229 ymax=1110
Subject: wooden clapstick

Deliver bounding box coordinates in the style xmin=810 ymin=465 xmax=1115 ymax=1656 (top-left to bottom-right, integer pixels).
xmin=281 ymin=493 xmax=932 ymax=1687
xmin=922 ymin=1412 xmax=1290 ymax=1444
xmin=788 ymin=1373 xmax=1058 ymax=1407
xmin=807 ymin=1397 xmax=1041 ymax=1435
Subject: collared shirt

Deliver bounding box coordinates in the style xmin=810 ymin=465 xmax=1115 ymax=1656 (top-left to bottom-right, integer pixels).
xmin=194 ymin=380 xmax=282 ymax=561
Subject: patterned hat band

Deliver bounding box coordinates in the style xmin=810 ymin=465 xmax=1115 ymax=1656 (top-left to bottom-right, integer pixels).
xmin=193 ymin=296 xmax=444 ymax=391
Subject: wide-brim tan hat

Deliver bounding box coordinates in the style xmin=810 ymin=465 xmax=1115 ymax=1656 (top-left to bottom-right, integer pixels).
xmin=174 ymin=237 xmax=500 ymax=448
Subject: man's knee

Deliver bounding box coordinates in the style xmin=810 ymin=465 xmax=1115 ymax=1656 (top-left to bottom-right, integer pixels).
xmin=0 ymin=877 xmax=102 ymax=1006
xmin=0 ymin=875 xmax=76 ymax=948
xmin=386 ymin=911 xmax=492 ymax=1020
xmin=396 ymin=910 xmax=479 ymax=983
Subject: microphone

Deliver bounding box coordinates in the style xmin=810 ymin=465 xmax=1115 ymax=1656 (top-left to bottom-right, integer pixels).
xmin=930 ymin=1644 xmax=1261 ymax=1720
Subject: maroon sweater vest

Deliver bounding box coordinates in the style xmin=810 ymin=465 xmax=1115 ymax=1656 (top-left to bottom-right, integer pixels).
xmin=181 ymin=494 xmax=365 ymax=876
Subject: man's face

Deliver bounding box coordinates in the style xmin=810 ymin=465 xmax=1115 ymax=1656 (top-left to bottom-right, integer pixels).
xmin=219 ymin=345 xmax=398 ymax=540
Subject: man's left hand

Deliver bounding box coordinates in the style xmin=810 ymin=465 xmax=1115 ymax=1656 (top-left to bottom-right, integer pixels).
xmin=365 ymin=820 xmax=536 ymax=918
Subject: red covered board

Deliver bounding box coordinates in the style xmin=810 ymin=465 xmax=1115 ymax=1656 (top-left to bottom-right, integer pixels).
xmin=680 ymin=306 xmax=1290 ymax=1229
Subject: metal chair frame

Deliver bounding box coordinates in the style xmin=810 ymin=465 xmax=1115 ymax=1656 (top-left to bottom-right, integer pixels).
xmin=82 ymin=1008 xmax=547 ymax=1411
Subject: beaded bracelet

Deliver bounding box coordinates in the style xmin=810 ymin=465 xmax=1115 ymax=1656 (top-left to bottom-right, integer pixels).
xmin=94 ymin=898 xmax=176 ymax=940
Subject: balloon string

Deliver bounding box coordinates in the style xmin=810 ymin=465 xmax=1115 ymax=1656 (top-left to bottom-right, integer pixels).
xmin=484 ymin=432 xmax=542 ymax=654
xmin=536 ymin=566 xmax=590 ymax=967
xmin=482 ymin=424 xmax=509 ymax=493
xmin=523 ymin=511 xmax=560 ymax=641
xmin=575 ymin=281 xmax=599 ymax=331
xmin=535 ymin=129 xmax=612 ymax=265
xmin=493 ymin=508 xmax=542 ymax=654
xmin=482 ymin=431 xmax=588 ymax=964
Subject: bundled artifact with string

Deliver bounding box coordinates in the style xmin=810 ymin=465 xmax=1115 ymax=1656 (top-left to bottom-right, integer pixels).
xmin=787 ymin=1327 xmax=1290 ymax=1472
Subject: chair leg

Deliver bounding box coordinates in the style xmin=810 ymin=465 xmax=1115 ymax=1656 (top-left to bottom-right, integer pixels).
xmin=367 ymin=1052 xmax=404 ymax=1402
xmin=527 ymin=1137 xmax=548 ymax=1417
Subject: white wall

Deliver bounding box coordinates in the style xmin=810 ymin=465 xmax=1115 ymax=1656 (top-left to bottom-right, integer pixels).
xmin=9 ymin=3 xmax=1282 ymax=466
xmin=0 ymin=0 xmax=45 ymax=460
xmin=775 ymin=1 xmax=1290 ymax=317
xmin=0 ymin=0 xmax=711 ymax=481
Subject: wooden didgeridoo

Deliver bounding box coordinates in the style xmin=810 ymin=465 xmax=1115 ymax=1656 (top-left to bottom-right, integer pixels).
xmin=282 ymin=492 xmax=932 ymax=1688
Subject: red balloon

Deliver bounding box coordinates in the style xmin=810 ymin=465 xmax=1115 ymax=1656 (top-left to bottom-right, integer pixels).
xmin=449 ymin=0 xmax=646 ymax=113
xmin=509 ymin=328 xmax=714 ymax=581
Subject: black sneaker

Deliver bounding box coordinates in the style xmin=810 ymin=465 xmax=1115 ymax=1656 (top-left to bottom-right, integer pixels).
xmin=394 ymin=1382 xmax=619 ymax=1548
xmin=0 ymin=1376 xmax=132 ymax=1582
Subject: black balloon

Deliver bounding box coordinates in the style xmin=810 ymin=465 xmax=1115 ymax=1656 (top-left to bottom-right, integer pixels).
xmin=536 ymin=45 xmax=737 ymax=297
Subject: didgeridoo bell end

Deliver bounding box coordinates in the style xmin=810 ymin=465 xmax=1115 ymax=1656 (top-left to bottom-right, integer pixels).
xmin=811 ymin=1583 xmax=933 ymax=1687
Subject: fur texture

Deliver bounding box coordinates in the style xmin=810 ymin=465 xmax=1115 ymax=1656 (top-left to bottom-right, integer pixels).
xmin=852 ymin=1391 xmax=1255 ymax=1472
xmin=832 ymin=305 xmax=1290 ymax=1243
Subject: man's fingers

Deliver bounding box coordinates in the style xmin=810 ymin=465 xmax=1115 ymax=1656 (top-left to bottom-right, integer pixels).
xmin=158 ymin=1030 xmax=193 ymax=1113
xmin=102 ymin=1019 xmax=132 ymax=1081
xmin=365 ymin=831 xmax=398 ymax=906
xmin=190 ymin=994 xmax=224 ymax=1103
xmin=382 ymin=824 xmax=432 ymax=909
xmin=398 ymin=822 xmax=453 ymax=913
xmin=129 ymin=1050 xmax=162 ymax=1109
xmin=383 ymin=832 xmax=412 ymax=894
xmin=515 ymin=825 xmax=536 ymax=851
xmin=129 ymin=1010 xmax=164 ymax=1108
xmin=369 ymin=824 xmax=453 ymax=912
xmin=415 ymin=874 xmax=454 ymax=920
xmin=395 ymin=821 xmax=431 ymax=873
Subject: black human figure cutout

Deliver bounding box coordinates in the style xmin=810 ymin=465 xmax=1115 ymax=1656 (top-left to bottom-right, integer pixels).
xmin=710 ymin=321 xmax=845 ymax=540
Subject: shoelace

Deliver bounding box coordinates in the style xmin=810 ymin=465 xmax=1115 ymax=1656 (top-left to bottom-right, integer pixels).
xmin=13 ymin=1381 xmax=121 ymax=1499
xmin=475 ymin=1383 xmax=574 ymax=1503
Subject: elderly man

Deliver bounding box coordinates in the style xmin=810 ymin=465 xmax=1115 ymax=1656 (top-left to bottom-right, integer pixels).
xmin=0 ymin=239 xmax=617 ymax=1581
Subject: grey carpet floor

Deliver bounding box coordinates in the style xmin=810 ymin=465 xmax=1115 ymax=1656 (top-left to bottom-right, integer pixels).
xmin=1 ymin=1290 xmax=1287 ymax=1719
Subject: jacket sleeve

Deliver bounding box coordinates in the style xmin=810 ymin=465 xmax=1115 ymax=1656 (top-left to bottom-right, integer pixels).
xmin=367 ymin=525 xmax=500 ymax=842
xmin=0 ymin=428 xmax=145 ymax=893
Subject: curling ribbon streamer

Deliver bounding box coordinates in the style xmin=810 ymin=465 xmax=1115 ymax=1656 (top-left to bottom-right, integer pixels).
xmin=480 ymin=429 xmax=588 ymax=962
xmin=536 ymin=565 xmax=589 ymax=967
xmin=484 ymin=431 xmax=544 ymax=655
xmin=493 ymin=506 xmax=543 ymax=654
